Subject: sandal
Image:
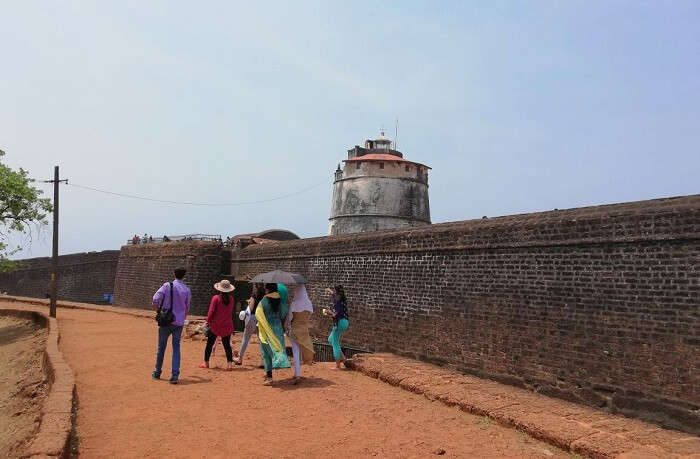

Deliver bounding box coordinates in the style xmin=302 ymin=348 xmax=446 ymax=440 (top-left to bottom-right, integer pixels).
xmin=198 ymin=362 xmax=209 ymax=369
xmin=263 ymin=378 xmax=273 ymax=386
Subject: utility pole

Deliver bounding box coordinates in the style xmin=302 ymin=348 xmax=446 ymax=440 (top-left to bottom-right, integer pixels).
xmin=46 ymin=166 xmax=68 ymax=318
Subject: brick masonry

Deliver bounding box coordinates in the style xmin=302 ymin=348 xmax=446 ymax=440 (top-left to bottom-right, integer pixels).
xmin=0 ymin=250 xmax=119 ymax=304
xmin=230 ymin=195 xmax=700 ymax=434
xmin=113 ymin=241 xmax=229 ymax=315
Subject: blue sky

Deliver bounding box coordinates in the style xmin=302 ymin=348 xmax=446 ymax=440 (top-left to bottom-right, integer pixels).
xmin=2 ymin=1 xmax=698 ymax=258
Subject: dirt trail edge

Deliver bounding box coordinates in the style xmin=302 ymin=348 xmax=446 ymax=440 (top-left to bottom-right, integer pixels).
xmin=0 ymin=313 xmax=47 ymax=457
xmin=346 ymin=353 xmax=700 ymax=458
xmin=1 ymin=307 xmax=77 ymax=458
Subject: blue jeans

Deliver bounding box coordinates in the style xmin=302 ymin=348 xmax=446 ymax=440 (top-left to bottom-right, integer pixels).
xmin=328 ymin=318 xmax=349 ymax=361
xmin=154 ymin=325 xmax=183 ymax=378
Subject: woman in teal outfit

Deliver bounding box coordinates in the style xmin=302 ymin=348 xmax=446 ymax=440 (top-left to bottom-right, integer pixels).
xmin=256 ymin=283 xmax=290 ymax=386
xmin=325 ymin=285 xmax=349 ymax=369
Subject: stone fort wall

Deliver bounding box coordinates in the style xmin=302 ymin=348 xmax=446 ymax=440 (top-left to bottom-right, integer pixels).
xmin=113 ymin=241 xmax=229 ymax=316
xmin=0 ymin=195 xmax=697 ymax=432
xmin=0 ymin=250 xmax=119 ymax=304
xmin=230 ymin=195 xmax=700 ymax=433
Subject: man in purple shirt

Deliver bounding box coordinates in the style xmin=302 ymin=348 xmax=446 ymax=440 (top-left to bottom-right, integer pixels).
xmin=151 ymin=267 xmax=192 ymax=384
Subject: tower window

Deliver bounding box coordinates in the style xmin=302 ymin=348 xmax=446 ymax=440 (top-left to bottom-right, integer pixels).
xmin=356 ymin=162 xmax=362 ymax=170
xmin=405 ymin=165 xmax=410 ymax=172
xmin=379 ymin=163 xmax=384 ymax=169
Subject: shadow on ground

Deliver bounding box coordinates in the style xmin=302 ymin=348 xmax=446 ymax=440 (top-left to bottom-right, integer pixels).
xmin=203 ymin=366 xmax=256 ymax=373
xmin=0 ymin=323 xmax=37 ymax=346
xmin=175 ymin=376 xmax=212 ymax=386
xmin=274 ymin=377 xmax=335 ymax=391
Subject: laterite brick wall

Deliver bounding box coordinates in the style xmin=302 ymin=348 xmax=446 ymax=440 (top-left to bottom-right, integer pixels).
xmin=0 ymin=250 xmax=119 ymax=304
xmin=113 ymin=241 xmax=229 ymax=315
xmin=230 ymin=195 xmax=700 ymax=433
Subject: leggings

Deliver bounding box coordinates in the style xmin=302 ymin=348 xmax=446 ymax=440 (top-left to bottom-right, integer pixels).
xmin=238 ymin=327 xmax=253 ymax=359
xmin=328 ymin=318 xmax=349 ymax=361
xmin=238 ymin=316 xmax=257 ymax=359
xmin=289 ymin=336 xmax=302 ymax=377
xmin=205 ymin=334 xmax=233 ymax=362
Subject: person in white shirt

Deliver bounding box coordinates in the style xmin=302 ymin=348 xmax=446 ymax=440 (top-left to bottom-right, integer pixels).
xmin=233 ymin=284 xmax=264 ymax=366
xmin=285 ymin=284 xmax=315 ymax=383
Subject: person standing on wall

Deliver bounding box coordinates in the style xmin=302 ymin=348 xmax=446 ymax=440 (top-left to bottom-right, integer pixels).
xmin=233 ymin=283 xmax=264 ymax=366
xmin=286 ymin=284 xmax=315 ymax=384
xmin=200 ymin=279 xmax=236 ymax=370
xmin=152 ymin=267 xmax=191 ymax=384
xmin=324 ymin=285 xmax=349 ymax=370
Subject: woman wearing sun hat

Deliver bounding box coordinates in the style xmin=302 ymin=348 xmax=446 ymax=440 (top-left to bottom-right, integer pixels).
xmin=200 ymin=279 xmax=236 ymax=370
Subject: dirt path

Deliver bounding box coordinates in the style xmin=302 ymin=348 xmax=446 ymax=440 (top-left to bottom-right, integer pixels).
xmin=0 ymin=314 xmax=47 ymax=458
xmin=52 ymin=307 xmax=571 ymax=458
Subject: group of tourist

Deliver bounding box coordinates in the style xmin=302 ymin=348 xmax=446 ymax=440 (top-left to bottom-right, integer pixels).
xmin=132 ymin=234 xmax=152 ymax=244
xmin=132 ymin=233 xmax=164 ymax=244
xmin=150 ymin=268 xmax=350 ymax=385
xmin=132 ymin=234 xmax=225 ymax=245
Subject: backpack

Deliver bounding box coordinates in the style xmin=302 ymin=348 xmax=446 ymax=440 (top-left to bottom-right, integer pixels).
xmin=155 ymin=282 xmax=175 ymax=327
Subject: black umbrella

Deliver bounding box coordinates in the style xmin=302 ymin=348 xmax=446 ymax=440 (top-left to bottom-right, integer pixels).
xmin=250 ymin=269 xmax=306 ymax=285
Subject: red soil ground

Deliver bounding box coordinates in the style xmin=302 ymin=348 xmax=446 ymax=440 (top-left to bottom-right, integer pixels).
xmin=51 ymin=307 xmax=570 ymax=458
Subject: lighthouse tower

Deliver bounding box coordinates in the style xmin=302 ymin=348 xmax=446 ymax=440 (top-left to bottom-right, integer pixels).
xmin=328 ymin=131 xmax=431 ymax=235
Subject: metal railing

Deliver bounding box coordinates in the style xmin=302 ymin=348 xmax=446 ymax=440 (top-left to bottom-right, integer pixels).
xmin=126 ymin=234 xmax=222 ymax=245
xmin=311 ymin=342 xmax=371 ymax=362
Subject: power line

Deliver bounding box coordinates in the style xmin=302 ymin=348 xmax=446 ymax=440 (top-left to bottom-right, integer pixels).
xmin=64 ymin=180 xmax=328 ymax=206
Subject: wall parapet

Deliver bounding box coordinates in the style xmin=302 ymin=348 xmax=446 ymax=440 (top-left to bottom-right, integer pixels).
xmin=237 ymin=195 xmax=700 ymax=262
xmin=9 ymin=250 xmax=120 ymax=269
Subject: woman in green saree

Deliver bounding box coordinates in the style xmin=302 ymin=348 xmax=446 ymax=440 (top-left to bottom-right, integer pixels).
xmin=255 ymin=282 xmax=290 ymax=385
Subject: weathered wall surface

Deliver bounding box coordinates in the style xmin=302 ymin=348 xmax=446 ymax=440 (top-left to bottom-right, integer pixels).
xmin=329 ymin=175 xmax=431 ymax=235
xmin=113 ymin=241 xmax=228 ymax=315
xmin=232 ymin=195 xmax=700 ymax=433
xmin=328 ymin=213 xmax=428 ymax=236
xmin=0 ymin=250 xmax=119 ymax=304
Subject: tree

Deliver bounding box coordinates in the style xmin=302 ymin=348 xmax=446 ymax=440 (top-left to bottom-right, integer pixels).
xmin=0 ymin=149 xmax=52 ymax=272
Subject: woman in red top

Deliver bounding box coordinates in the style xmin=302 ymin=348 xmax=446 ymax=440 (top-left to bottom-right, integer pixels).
xmin=200 ymin=279 xmax=235 ymax=370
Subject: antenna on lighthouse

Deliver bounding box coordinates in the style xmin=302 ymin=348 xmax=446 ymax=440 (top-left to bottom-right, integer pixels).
xmin=394 ymin=118 xmax=399 ymax=150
